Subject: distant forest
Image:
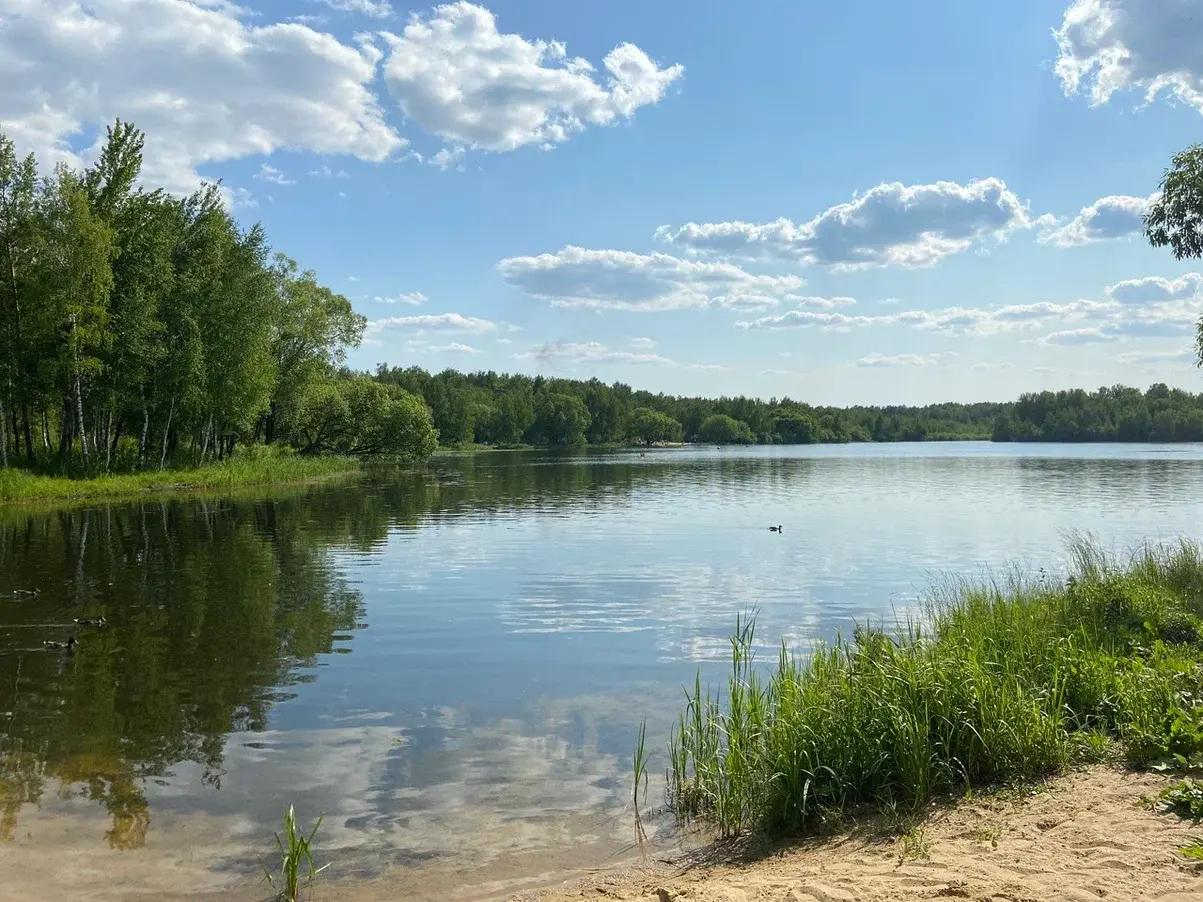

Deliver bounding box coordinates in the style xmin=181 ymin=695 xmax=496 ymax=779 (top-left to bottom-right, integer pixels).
xmin=5 ymin=119 xmax=1203 ymax=479
xmin=375 ymin=367 xmax=1203 ymax=446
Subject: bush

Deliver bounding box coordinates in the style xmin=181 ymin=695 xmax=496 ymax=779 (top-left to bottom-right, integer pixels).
xmin=696 ymin=414 xmax=755 ymax=445
xmin=627 ymin=407 xmax=683 ymax=445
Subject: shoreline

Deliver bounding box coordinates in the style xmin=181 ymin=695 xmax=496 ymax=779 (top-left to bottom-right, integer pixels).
xmin=519 ymin=765 xmax=1199 ymax=902
xmin=0 ymin=452 xmax=362 ymax=507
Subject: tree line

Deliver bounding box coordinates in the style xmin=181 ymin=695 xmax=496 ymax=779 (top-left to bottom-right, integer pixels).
xmin=375 ymin=365 xmax=1011 ymax=446
xmin=0 ymin=121 xmax=436 ymax=475
xmin=6 ymin=120 xmax=1203 ymax=474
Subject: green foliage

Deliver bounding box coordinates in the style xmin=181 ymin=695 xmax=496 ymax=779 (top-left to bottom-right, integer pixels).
xmin=627 ymin=407 xmax=683 ymax=445
xmin=664 ymin=543 xmax=1203 ymax=838
xmin=264 ymin=805 xmax=328 ymax=902
xmin=1179 ymin=839 xmax=1203 ymax=861
xmin=1145 ymin=143 xmax=1203 ymax=366
xmin=530 ymin=392 xmax=591 ymax=446
xmin=995 ymin=384 xmax=1203 ymax=442
xmin=373 ymin=365 xmax=1007 ymax=449
xmin=1158 ymin=779 xmax=1203 ymax=821
xmin=1146 ymin=144 xmax=1203 ymax=262
xmin=0 ymin=120 xmax=430 ymax=475
xmin=286 ymin=376 xmax=437 ymax=460
xmin=697 ymin=413 xmax=755 ymax=444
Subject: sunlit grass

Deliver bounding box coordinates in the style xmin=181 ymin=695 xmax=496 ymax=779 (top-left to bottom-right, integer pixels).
xmin=0 ymin=447 xmax=358 ymax=504
xmin=663 ymin=540 xmax=1203 ymax=838
xmin=264 ymin=805 xmax=328 ymax=902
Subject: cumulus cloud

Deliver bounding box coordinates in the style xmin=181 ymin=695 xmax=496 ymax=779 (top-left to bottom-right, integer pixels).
xmin=521 ymin=340 xmax=677 ymax=367
xmin=855 ymin=352 xmax=956 ymax=368
xmin=0 ymin=0 xmax=405 ymax=194
xmin=497 ymin=245 xmax=810 ymax=311
xmin=374 ymin=291 xmax=428 ymax=305
xmin=1037 ymin=327 xmax=1117 ymax=345
xmin=380 ymin=2 xmax=682 ymax=155
xmin=656 ymin=178 xmax=1032 ymax=269
xmin=736 ymin=299 xmax=1111 ymax=335
xmin=427 ymin=341 xmax=480 ymax=353
xmin=364 ymin=313 xmax=500 ymax=345
xmin=1106 ymin=273 xmax=1203 ymax=304
xmin=1038 ymin=194 xmax=1150 ymax=246
xmin=1055 ymin=0 xmax=1203 ymax=115
xmin=255 ymin=164 xmax=296 ymax=186
xmin=314 ymin=0 xmax=393 ymax=18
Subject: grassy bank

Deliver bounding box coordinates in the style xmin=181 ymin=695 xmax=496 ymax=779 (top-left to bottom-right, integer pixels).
xmin=666 ymin=541 xmax=1203 ymax=837
xmin=0 ymin=449 xmax=360 ymax=505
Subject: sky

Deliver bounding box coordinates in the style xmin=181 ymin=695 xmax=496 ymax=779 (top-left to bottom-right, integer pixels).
xmin=4 ymin=0 xmax=1203 ymax=405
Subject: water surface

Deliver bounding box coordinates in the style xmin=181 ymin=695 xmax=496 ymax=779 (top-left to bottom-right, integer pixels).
xmin=2 ymin=443 xmax=1202 ymax=899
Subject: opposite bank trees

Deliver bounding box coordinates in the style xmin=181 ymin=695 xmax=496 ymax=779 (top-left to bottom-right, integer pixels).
xmin=0 ymin=121 xmax=435 ymax=473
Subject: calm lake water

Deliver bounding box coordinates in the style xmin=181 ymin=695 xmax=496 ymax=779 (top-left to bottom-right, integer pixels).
xmin=2 ymin=442 xmax=1203 ymax=899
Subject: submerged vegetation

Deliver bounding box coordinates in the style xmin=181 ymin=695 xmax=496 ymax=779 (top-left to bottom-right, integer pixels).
xmin=664 ymin=542 xmax=1203 ymax=838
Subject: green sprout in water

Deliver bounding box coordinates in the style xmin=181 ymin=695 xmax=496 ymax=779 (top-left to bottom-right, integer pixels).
xmin=633 ymin=718 xmax=649 ymax=811
xmin=633 ymin=718 xmax=650 ymax=843
xmin=264 ymin=805 xmax=329 ymax=902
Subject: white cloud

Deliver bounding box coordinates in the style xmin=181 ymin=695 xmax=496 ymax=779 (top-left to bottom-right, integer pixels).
xmin=254 ymin=163 xmax=296 ymax=186
xmin=736 ymin=299 xmax=1112 ymax=335
xmin=365 ymin=312 xmax=499 ymax=339
xmin=1037 ymin=194 xmax=1150 ymax=246
xmin=380 ymin=2 xmax=682 ymax=154
xmin=1106 ymin=273 xmax=1203 ymax=304
xmin=1117 ymin=348 xmax=1195 ymax=365
xmin=310 ymin=164 xmax=351 ymax=179
xmin=1037 ymin=327 xmax=1117 ymax=345
xmin=629 ymin=337 xmax=656 ymax=348
xmin=856 ymin=352 xmax=956 ymax=368
xmin=1055 ymin=0 xmax=1203 ymax=116
xmin=498 ymin=245 xmax=809 ymax=311
xmin=314 ymin=0 xmax=393 ymax=18
xmin=374 ymin=291 xmax=428 ymax=306
xmin=0 ymin=0 xmax=405 ymax=195
xmin=428 ymin=342 xmax=480 ymax=354
xmin=521 ymin=340 xmax=677 ymax=367
xmin=656 ymin=178 xmax=1032 ymax=269
xmin=972 ymin=361 xmax=1017 ymax=371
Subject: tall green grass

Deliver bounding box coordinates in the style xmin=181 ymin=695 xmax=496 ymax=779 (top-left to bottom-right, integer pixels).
xmin=264 ymin=805 xmax=328 ymax=902
xmin=0 ymin=447 xmax=358 ymax=505
xmin=665 ymin=541 xmax=1203 ymax=837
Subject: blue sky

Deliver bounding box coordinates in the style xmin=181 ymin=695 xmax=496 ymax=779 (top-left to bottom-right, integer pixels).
xmin=4 ymin=0 xmax=1203 ymax=404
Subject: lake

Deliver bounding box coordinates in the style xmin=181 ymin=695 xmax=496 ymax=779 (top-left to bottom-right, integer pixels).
xmin=2 ymin=442 xmax=1202 ymax=900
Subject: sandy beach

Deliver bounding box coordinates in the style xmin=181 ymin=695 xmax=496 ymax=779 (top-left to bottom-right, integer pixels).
xmin=519 ymin=767 xmax=1202 ymax=902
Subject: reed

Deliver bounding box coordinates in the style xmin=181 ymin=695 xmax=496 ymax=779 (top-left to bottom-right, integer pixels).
xmin=264 ymin=805 xmax=328 ymax=902
xmin=663 ymin=540 xmax=1203 ymax=837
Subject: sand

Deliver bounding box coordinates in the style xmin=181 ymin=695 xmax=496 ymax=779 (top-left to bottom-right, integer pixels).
xmin=518 ymin=767 xmax=1203 ymax=902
